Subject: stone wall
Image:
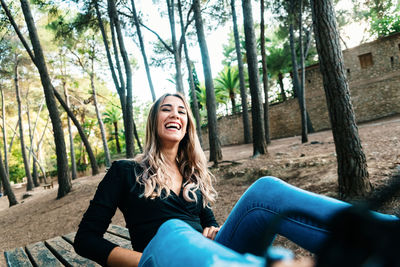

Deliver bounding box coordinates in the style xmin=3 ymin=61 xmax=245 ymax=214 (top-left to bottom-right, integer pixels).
xmin=201 ymin=33 xmax=400 ymax=149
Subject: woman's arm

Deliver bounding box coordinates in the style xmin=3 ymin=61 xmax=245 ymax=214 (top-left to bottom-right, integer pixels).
xmin=107 ymin=247 xmax=142 ymax=267
xmin=74 ymin=161 xmax=133 ymax=266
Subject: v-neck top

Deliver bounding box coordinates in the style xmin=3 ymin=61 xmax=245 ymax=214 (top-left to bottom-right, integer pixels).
xmin=74 ymin=160 xmax=219 ymax=266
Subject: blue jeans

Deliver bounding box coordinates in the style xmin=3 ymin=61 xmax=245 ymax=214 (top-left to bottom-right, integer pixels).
xmin=139 ymin=177 xmax=398 ymax=267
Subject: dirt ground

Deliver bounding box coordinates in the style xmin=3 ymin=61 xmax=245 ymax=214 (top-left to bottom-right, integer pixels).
xmin=1 ymin=114 xmax=400 ymax=265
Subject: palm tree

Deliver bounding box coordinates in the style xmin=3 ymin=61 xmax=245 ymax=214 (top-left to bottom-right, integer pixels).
xmin=268 ymin=45 xmax=291 ymax=102
xmin=215 ymin=66 xmax=240 ymax=114
xmin=103 ymin=106 xmax=122 ymax=154
xmin=196 ymin=84 xmax=228 ymax=113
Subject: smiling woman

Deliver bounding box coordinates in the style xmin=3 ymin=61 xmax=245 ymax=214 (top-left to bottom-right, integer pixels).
xmin=73 ymin=93 xmax=399 ymax=267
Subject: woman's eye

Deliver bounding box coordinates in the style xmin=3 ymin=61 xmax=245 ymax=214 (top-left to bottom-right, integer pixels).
xmin=179 ymin=111 xmax=186 ymax=114
xmin=161 ymin=108 xmax=170 ymax=112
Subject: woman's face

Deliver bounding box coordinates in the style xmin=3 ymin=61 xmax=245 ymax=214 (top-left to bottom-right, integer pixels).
xmin=157 ymin=96 xmax=188 ymax=147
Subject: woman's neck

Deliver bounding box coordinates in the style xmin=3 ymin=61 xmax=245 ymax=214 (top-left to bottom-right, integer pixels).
xmin=160 ymin=145 xmax=179 ymax=167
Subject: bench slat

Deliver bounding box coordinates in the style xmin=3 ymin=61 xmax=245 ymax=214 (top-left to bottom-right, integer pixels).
xmin=25 ymin=241 xmax=63 ymax=267
xmin=45 ymin=236 xmax=99 ymax=267
xmin=104 ymin=232 xmax=133 ymax=249
xmin=62 ymin=232 xmax=76 ymax=244
xmin=107 ymin=224 xmax=131 ymax=240
xmin=4 ymin=247 xmax=33 ymax=267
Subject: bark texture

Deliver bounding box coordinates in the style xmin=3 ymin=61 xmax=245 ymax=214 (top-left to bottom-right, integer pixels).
xmin=107 ymin=0 xmax=135 ymax=158
xmin=20 ymin=0 xmax=71 ymax=198
xmin=14 ymin=56 xmax=33 ymax=191
xmin=193 ymin=0 xmax=222 ymax=163
xmin=167 ymin=0 xmax=184 ymax=94
xmin=131 ymin=0 xmax=156 ymax=101
xmin=242 ymin=0 xmax=267 ymax=156
xmin=260 ymin=0 xmax=270 ymax=144
xmin=230 ymin=0 xmax=251 ymax=144
xmin=177 ymin=0 xmax=203 ymax=145
xmin=310 ymin=0 xmax=372 ymax=198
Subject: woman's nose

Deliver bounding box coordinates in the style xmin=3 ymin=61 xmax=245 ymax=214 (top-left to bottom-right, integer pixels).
xmin=169 ymin=108 xmax=179 ymax=118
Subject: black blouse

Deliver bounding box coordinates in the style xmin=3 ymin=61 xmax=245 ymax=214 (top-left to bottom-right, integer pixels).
xmin=73 ymin=160 xmax=219 ymax=266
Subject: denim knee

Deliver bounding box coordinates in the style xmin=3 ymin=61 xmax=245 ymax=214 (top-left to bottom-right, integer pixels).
xmin=248 ymin=176 xmax=285 ymax=195
xmin=158 ymin=219 xmax=189 ymax=234
xmin=253 ymin=176 xmax=283 ymax=187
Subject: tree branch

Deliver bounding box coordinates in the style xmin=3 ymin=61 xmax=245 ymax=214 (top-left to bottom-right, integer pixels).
xmin=118 ymin=10 xmax=173 ymax=53
xmin=0 ymin=0 xmax=35 ymax=63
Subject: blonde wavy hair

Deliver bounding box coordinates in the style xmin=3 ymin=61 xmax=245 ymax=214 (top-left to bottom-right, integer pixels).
xmin=136 ymin=93 xmax=217 ymax=207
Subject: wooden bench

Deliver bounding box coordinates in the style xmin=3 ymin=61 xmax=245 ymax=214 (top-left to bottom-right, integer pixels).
xmin=43 ymin=181 xmax=54 ymax=189
xmin=4 ymin=224 xmax=131 ymax=267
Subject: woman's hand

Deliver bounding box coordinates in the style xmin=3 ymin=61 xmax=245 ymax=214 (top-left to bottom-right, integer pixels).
xmin=202 ymin=226 xmax=220 ymax=240
xmin=272 ymin=257 xmax=314 ymax=267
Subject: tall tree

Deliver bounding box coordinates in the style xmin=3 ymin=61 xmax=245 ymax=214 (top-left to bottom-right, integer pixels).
xmin=1 ymin=0 xmax=72 ymax=198
xmin=298 ymin=0 xmax=308 ymax=143
xmin=193 ymin=0 xmax=222 ymax=163
xmin=0 ymin=84 xmax=9 ymax=179
xmin=288 ymin=0 xmax=308 ymax=143
xmin=130 ymin=0 xmax=156 ymax=101
xmin=90 ymin=63 xmax=111 ymax=167
xmin=166 ymin=0 xmax=184 ymax=93
xmin=25 ymin=91 xmax=41 ymax=187
xmin=108 ymin=0 xmax=134 ymax=158
xmin=242 ymin=0 xmax=267 ymax=156
xmin=95 ymin=0 xmax=135 ymax=158
xmin=310 ymin=0 xmax=372 ymax=198
xmin=14 ymin=54 xmax=34 ymax=191
xmin=68 ymin=33 xmax=111 ymax=168
xmin=63 ymin=85 xmax=78 ymax=180
xmin=260 ymin=0 xmax=270 ymax=144
xmin=230 ymin=0 xmax=251 ymax=144
xmin=58 ymin=49 xmax=78 ymax=180
xmin=177 ymin=0 xmax=203 ymax=144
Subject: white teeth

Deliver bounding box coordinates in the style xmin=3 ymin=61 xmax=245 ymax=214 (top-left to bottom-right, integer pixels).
xmin=165 ymin=122 xmax=181 ymax=130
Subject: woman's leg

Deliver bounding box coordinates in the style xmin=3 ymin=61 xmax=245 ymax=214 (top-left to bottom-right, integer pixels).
xmin=138 ymin=219 xmax=265 ymax=267
xmin=214 ymin=177 xmax=397 ymax=256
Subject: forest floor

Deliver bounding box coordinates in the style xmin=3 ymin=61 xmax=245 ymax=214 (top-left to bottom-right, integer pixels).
xmin=1 ymin=114 xmax=400 ymax=265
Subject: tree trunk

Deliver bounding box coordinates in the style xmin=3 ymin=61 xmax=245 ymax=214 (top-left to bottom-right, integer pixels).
xmin=0 ymin=149 xmax=17 ymax=207
xmin=95 ymin=1 xmax=129 ymax=156
xmin=278 ymin=72 xmax=287 ymax=101
xmin=113 ymin=121 xmax=121 ymax=153
xmin=177 ymin=0 xmax=203 ymax=145
xmin=130 ymin=0 xmax=156 ymax=101
xmin=167 ymin=0 xmax=184 ymax=94
xmin=108 ymin=0 xmax=135 ymax=158
xmin=230 ymin=95 xmax=237 ymax=114
xmin=193 ymin=0 xmax=222 ymax=163
xmin=14 ymin=56 xmax=34 ymax=191
xmin=242 ymin=0 xmax=267 ymax=156
xmin=90 ymin=71 xmax=111 ymax=167
xmin=64 ymin=85 xmax=77 ymax=180
xmin=298 ymin=0 xmax=308 ymax=143
xmin=133 ymin=121 xmax=142 ymax=153
xmin=230 ymin=0 xmax=251 ymax=144
xmin=18 ymin=0 xmax=71 ymax=198
xmin=25 ymin=92 xmax=39 ymax=187
xmin=52 ymin=88 xmax=99 ymax=175
xmin=1 ymin=84 xmax=9 ymax=178
xmin=260 ymin=0 xmax=270 ymax=144
xmin=310 ymin=0 xmax=372 ymax=198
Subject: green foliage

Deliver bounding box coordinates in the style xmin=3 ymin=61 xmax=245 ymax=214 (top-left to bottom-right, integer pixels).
xmin=214 ymin=66 xmax=239 ymax=113
xmin=8 ymin=164 xmax=25 ymax=183
xmin=370 ymin=13 xmax=400 ymax=37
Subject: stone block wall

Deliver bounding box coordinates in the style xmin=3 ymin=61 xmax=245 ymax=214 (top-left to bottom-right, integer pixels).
xmin=201 ymin=33 xmax=400 ymax=150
